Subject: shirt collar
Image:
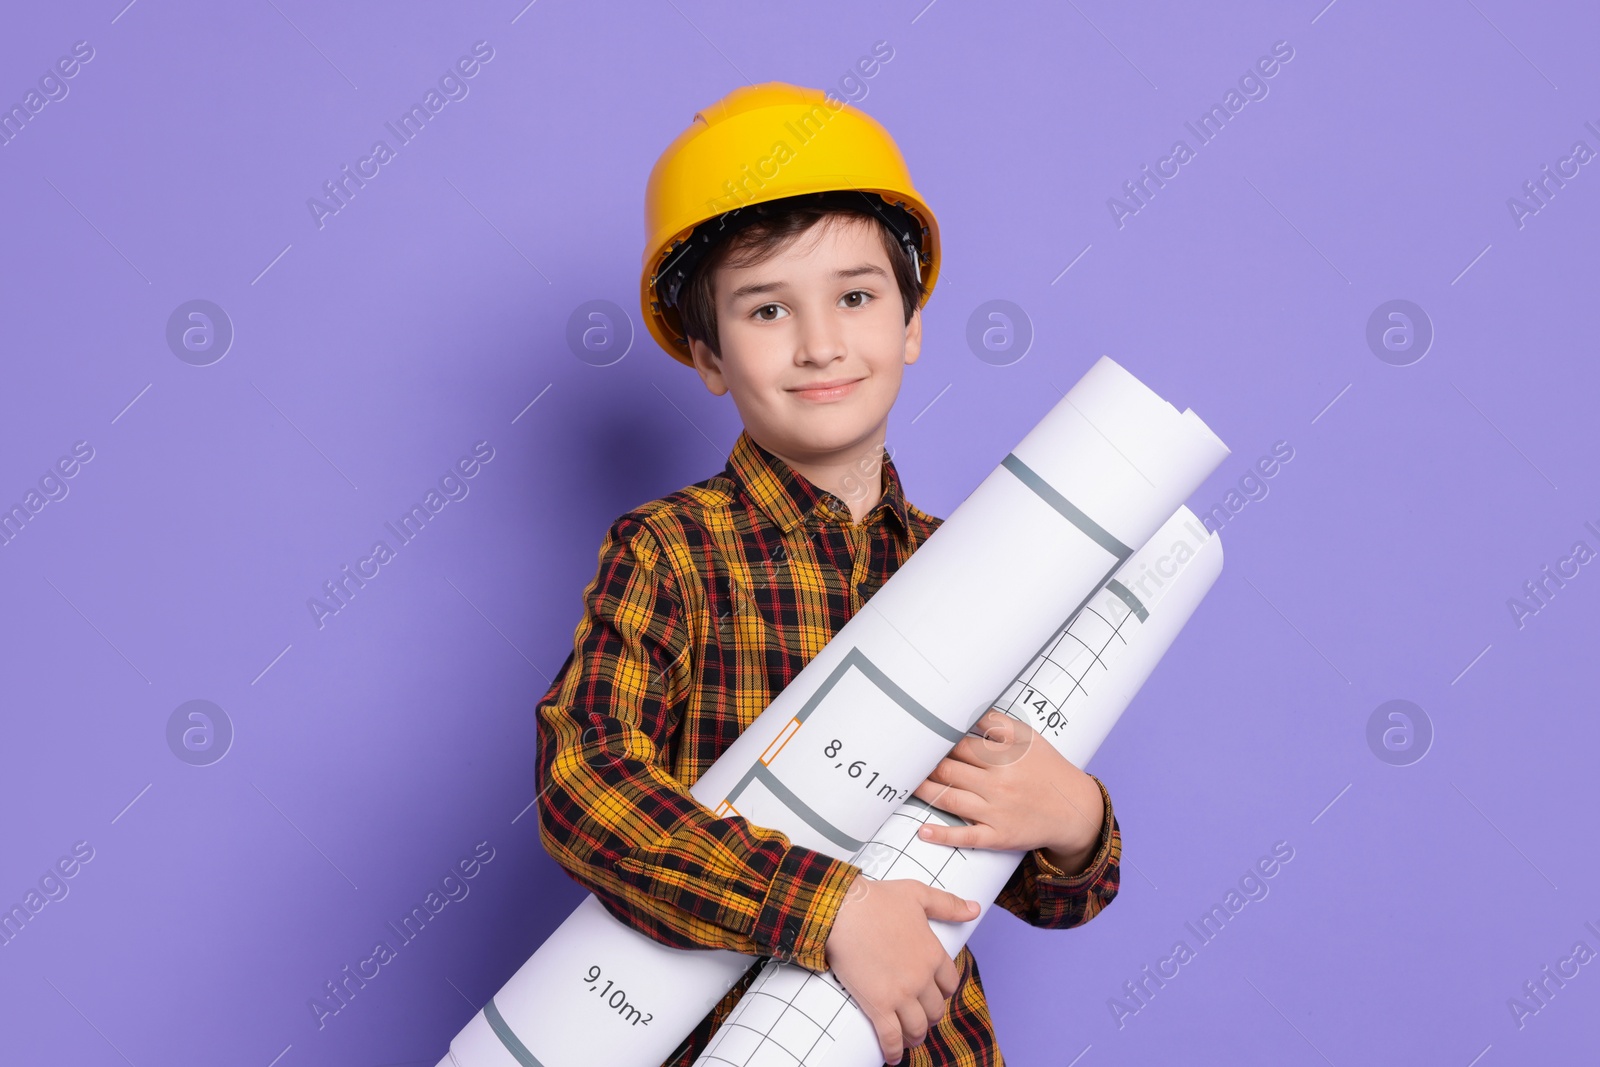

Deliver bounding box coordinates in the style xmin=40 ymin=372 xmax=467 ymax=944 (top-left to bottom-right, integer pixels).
xmin=725 ymin=428 xmax=910 ymax=537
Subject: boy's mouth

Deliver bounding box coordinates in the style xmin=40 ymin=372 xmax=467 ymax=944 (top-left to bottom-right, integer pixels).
xmin=789 ymin=376 xmax=864 ymax=401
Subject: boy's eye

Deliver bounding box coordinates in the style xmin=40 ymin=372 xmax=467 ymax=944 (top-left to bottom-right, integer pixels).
xmin=753 ymin=303 xmax=787 ymax=321
xmin=840 ymin=290 xmax=872 ymax=309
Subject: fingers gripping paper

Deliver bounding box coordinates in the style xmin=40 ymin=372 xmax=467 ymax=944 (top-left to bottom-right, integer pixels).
xmin=435 ymin=357 xmax=1229 ymax=1067
xmin=690 ymin=507 xmax=1223 ymax=1067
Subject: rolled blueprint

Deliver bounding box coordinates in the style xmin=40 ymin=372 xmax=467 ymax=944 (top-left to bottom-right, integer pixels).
xmin=692 ymin=507 xmax=1223 ymax=1067
xmin=437 ymin=357 xmax=1230 ymax=1067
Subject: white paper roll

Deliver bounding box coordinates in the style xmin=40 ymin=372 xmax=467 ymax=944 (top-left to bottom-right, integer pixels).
xmin=436 ymin=357 xmax=1229 ymax=1067
xmin=690 ymin=508 xmax=1223 ymax=1067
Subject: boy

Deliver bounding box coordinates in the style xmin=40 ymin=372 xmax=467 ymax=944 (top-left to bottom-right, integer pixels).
xmin=535 ymin=83 xmax=1121 ymax=1067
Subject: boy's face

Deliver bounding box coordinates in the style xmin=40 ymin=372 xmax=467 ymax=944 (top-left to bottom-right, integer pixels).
xmin=686 ymin=214 xmax=922 ymax=464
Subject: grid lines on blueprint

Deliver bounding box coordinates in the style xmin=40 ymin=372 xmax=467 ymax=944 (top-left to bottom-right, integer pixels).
xmin=697 ymin=965 xmax=856 ymax=1065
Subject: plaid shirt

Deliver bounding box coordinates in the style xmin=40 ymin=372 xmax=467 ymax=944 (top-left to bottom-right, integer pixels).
xmin=535 ymin=428 xmax=1121 ymax=1067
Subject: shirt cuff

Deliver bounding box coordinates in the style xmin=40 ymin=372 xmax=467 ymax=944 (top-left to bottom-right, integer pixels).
xmin=1034 ymin=773 xmax=1116 ymax=891
xmin=750 ymin=845 xmax=861 ymax=973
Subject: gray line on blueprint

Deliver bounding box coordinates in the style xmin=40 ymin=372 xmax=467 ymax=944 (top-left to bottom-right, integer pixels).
xmin=899 ymin=794 xmax=965 ymax=827
xmin=485 ymin=995 xmax=547 ymax=1066
xmin=792 ymin=646 xmax=966 ymax=741
xmin=1106 ymin=578 xmax=1149 ymax=621
xmin=1000 ymin=453 xmax=1134 ymax=559
xmin=744 ymin=764 xmax=867 ymax=853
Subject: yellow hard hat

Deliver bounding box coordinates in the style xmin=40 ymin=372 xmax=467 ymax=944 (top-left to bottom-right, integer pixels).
xmin=640 ymin=81 xmax=941 ymax=365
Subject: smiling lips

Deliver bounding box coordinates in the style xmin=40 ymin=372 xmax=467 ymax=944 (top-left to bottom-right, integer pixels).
xmin=789 ymin=377 xmax=863 ymax=401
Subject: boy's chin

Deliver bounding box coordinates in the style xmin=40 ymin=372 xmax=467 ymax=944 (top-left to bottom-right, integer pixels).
xmin=766 ymin=416 xmax=888 ymax=453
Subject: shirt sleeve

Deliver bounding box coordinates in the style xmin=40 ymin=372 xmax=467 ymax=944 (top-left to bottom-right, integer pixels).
xmin=993 ymin=773 xmax=1121 ymax=929
xmin=535 ymin=514 xmax=860 ymax=973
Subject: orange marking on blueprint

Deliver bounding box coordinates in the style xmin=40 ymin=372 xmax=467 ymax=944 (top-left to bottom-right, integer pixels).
xmin=760 ymin=717 xmax=802 ymax=765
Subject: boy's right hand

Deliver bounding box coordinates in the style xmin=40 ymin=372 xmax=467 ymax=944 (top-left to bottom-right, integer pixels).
xmin=823 ymin=875 xmax=980 ymax=1065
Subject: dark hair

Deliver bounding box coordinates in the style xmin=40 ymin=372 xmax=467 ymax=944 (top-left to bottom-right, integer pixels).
xmin=677 ymin=204 xmax=925 ymax=361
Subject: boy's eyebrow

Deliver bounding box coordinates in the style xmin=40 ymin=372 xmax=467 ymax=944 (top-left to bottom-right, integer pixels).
xmin=834 ymin=263 xmax=890 ymax=281
xmin=727 ymin=263 xmax=889 ymax=302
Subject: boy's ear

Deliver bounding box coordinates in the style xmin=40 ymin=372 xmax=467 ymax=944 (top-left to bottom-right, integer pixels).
xmin=903 ymin=305 xmax=923 ymax=367
xmin=687 ymin=335 xmax=728 ymax=396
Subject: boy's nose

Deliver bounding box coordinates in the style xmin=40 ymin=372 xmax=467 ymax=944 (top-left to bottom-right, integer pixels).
xmin=795 ymin=314 xmax=848 ymax=365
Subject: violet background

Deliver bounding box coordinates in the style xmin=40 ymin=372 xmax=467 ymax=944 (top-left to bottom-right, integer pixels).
xmin=2 ymin=2 xmax=1597 ymax=1065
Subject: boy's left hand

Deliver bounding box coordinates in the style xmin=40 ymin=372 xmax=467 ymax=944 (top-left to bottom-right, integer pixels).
xmin=910 ymin=709 xmax=1104 ymax=874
